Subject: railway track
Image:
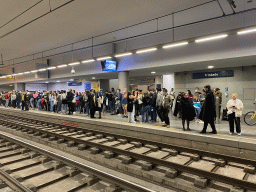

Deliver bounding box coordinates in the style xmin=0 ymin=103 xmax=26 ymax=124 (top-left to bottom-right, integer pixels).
xmin=0 ymin=132 xmax=161 ymax=192
xmin=0 ymin=112 xmax=256 ymax=191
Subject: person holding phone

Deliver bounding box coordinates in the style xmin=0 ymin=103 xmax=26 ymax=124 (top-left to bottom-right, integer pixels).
xmin=226 ymin=93 xmax=244 ymax=135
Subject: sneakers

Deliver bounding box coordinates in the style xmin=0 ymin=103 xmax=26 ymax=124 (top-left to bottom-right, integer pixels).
xmin=229 ymin=132 xmax=234 ymax=135
xmin=166 ymin=125 xmax=170 ymax=128
xmin=237 ymin=133 xmax=242 ymax=136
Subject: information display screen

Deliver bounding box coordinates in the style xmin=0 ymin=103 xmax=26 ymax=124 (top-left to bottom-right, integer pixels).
xmin=101 ymin=60 xmax=117 ymax=72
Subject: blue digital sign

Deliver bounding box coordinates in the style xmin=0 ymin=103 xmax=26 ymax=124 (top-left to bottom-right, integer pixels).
xmin=102 ymin=60 xmax=117 ymax=72
xmin=192 ymin=70 xmax=234 ymax=79
xmin=68 ymin=82 xmax=82 ymax=86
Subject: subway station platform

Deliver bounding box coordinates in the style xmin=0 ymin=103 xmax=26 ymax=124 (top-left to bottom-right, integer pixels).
xmin=1 ymin=106 xmax=256 ymax=161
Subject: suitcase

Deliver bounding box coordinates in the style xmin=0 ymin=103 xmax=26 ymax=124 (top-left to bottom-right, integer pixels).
xmin=222 ymin=108 xmax=228 ymax=121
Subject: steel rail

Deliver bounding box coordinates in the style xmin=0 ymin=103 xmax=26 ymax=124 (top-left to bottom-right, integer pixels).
xmin=0 ymin=132 xmax=157 ymax=192
xmin=0 ymin=168 xmax=32 ymax=192
xmin=1 ymin=113 xmax=256 ymax=167
xmin=0 ymin=117 xmax=256 ymax=190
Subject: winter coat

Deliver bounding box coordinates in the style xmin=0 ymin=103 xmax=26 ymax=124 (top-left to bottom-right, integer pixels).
xmin=16 ymin=93 xmax=21 ymax=101
xmin=163 ymin=94 xmax=172 ymax=109
xmin=181 ymin=97 xmax=196 ymax=121
xmin=226 ymin=99 xmax=243 ymax=117
xmin=127 ymin=97 xmax=134 ymax=112
xmin=95 ymin=95 xmax=104 ymax=111
xmin=88 ymin=93 xmax=96 ymax=109
xmin=199 ymin=90 xmax=216 ymax=121
xmin=156 ymin=92 xmax=163 ymax=107
xmin=66 ymin=91 xmax=73 ymax=102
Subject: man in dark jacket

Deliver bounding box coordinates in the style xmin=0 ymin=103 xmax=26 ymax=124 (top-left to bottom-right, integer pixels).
xmin=66 ymin=88 xmax=74 ymax=115
xmin=199 ymin=85 xmax=217 ymax=134
xmin=88 ymin=89 xmax=96 ymax=118
xmin=16 ymin=91 xmax=21 ymax=109
xmin=150 ymin=89 xmax=157 ymax=122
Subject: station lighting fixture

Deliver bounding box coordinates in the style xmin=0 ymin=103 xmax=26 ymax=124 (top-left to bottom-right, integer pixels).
xmin=151 ymin=71 xmax=156 ymax=74
xmin=10 ymin=85 xmax=13 ymax=86
xmin=115 ymin=52 xmax=132 ymax=58
xmin=136 ymin=48 xmax=157 ymax=54
xmin=237 ymin=28 xmax=256 ymax=35
xmin=163 ymin=42 xmax=188 ymax=49
xmin=57 ymin=64 xmax=68 ymax=68
xmin=56 ymin=81 xmax=60 ymax=82
xmin=81 ymin=59 xmax=95 ymax=64
xmin=23 ymin=72 xmax=31 ymax=74
xmin=31 ymin=70 xmax=38 ymax=73
xmin=47 ymin=67 xmax=56 ymax=70
xmin=92 ymin=77 xmax=96 ymax=79
xmin=38 ymin=68 xmax=47 ymax=72
xmin=70 ymin=79 xmax=74 ymax=81
xmin=17 ymin=73 xmax=24 ymax=75
xmin=68 ymin=62 xmax=80 ymax=66
xmin=11 ymin=74 xmax=17 ymax=76
xmin=195 ymin=34 xmax=228 ymax=43
xmin=45 ymin=82 xmax=49 ymax=83
xmin=97 ymin=56 xmax=112 ymax=61
xmin=208 ymin=66 xmax=214 ymax=69
xmin=6 ymin=75 xmax=11 ymax=77
xmin=1 ymin=76 xmax=6 ymax=78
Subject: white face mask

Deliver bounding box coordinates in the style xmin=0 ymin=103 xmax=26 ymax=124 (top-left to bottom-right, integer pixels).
xmin=195 ymin=90 xmax=198 ymax=92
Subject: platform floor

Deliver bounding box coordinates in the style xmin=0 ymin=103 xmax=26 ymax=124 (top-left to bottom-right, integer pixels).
xmin=2 ymin=106 xmax=256 ymax=142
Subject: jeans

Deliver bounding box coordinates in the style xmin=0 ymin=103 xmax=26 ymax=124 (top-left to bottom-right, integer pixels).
xmin=150 ymin=107 xmax=157 ymax=121
xmin=142 ymin=105 xmax=150 ymax=122
xmin=50 ymin=101 xmax=54 ymax=112
xmin=37 ymin=99 xmax=41 ymax=110
xmin=16 ymin=101 xmax=21 ymax=109
xmin=5 ymin=99 xmax=9 ymax=107
xmin=57 ymin=102 xmax=62 ymax=113
xmin=108 ymin=101 xmax=113 ymax=111
xmin=62 ymin=104 xmax=67 ymax=113
xmin=194 ymin=107 xmax=201 ymax=120
xmin=12 ymin=100 xmax=16 ymax=108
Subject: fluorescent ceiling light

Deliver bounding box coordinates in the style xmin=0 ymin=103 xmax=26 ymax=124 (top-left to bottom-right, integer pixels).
xmin=1 ymin=76 xmax=6 ymax=78
xmin=97 ymin=56 xmax=111 ymax=61
xmin=38 ymin=68 xmax=47 ymax=72
xmin=68 ymin=62 xmax=80 ymax=66
xmin=17 ymin=73 xmax=24 ymax=75
xmin=11 ymin=74 xmax=17 ymax=76
xmin=70 ymin=79 xmax=74 ymax=81
xmin=57 ymin=81 xmax=60 ymax=82
xmin=47 ymin=67 xmax=56 ymax=70
xmin=163 ymin=42 xmax=188 ymax=49
xmin=46 ymin=82 xmax=49 ymax=83
xmin=92 ymin=77 xmax=96 ymax=79
xmin=195 ymin=34 xmax=228 ymax=43
xmin=136 ymin=48 xmax=157 ymax=54
xmin=23 ymin=72 xmax=31 ymax=74
xmin=57 ymin=64 xmax=68 ymax=68
xmin=81 ymin=59 xmax=95 ymax=64
xmin=6 ymin=75 xmax=11 ymax=77
xmin=208 ymin=66 xmax=214 ymax=69
xmin=115 ymin=52 xmax=132 ymax=58
xmin=10 ymin=85 xmax=13 ymax=86
xmin=151 ymin=72 xmax=156 ymax=74
xmin=31 ymin=70 xmax=38 ymax=73
xmin=237 ymin=28 xmax=256 ymax=35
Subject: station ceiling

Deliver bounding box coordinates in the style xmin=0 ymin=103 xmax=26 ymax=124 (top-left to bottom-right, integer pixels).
xmin=0 ymin=0 xmax=223 ymax=61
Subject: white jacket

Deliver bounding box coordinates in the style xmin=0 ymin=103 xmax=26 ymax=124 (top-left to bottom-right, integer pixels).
xmin=226 ymin=99 xmax=243 ymax=117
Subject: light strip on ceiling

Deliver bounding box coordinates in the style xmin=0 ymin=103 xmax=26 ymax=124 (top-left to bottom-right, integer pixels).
xmin=17 ymin=73 xmax=24 ymax=75
xmin=11 ymin=74 xmax=17 ymax=76
xmin=23 ymin=72 xmax=31 ymax=74
xmin=57 ymin=64 xmax=68 ymax=68
xmin=115 ymin=52 xmax=132 ymax=58
xmin=47 ymin=67 xmax=57 ymax=70
xmin=136 ymin=48 xmax=157 ymax=54
xmin=68 ymin=62 xmax=80 ymax=66
xmin=6 ymin=75 xmax=11 ymax=77
xmin=1 ymin=76 xmax=6 ymax=78
xmin=31 ymin=70 xmax=38 ymax=73
xmin=38 ymin=68 xmax=47 ymax=72
xmin=195 ymin=34 xmax=228 ymax=43
xmin=237 ymin=28 xmax=256 ymax=35
xmin=163 ymin=42 xmax=188 ymax=49
xmin=81 ymin=59 xmax=95 ymax=64
xmin=97 ymin=56 xmax=111 ymax=61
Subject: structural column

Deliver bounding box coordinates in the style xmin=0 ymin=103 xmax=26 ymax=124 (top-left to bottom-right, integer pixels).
xmin=118 ymin=71 xmax=129 ymax=92
xmin=155 ymin=76 xmax=163 ymax=89
xmin=14 ymin=83 xmax=25 ymax=92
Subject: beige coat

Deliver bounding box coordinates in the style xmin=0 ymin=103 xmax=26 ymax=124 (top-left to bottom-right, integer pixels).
xmin=226 ymin=99 xmax=243 ymax=117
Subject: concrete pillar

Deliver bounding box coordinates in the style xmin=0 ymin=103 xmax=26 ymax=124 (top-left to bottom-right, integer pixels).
xmin=163 ymin=74 xmax=175 ymax=93
xmin=118 ymin=71 xmax=129 ymax=92
xmin=100 ymin=79 xmax=109 ymax=92
xmin=14 ymin=83 xmax=25 ymax=92
xmin=155 ymin=76 xmax=163 ymax=89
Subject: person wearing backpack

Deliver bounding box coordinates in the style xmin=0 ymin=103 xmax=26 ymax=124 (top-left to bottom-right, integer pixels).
xmin=16 ymin=91 xmax=21 ymax=109
xmin=62 ymin=90 xmax=68 ymax=114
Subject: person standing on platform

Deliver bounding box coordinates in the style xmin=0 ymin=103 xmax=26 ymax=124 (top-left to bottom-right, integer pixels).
xmin=95 ymin=92 xmax=104 ymax=119
xmin=66 ymin=88 xmax=73 ymax=115
xmin=156 ymin=88 xmax=164 ymax=123
xmin=162 ymin=88 xmax=172 ymax=128
xmin=121 ymin=90 xmax=128 ymax=118
xmin=72 ymin=90 xmax=76 ymax=114
xmin=181 ymin=93 xmax=196 ymax=131
xmin=141 ymin=92 xmax=151 ymax=123
xmin=5 ymin=91 xmax=9 ymax=107
xmin=226 ymin=93 xmax=243 ymax=135
xmin=199 ymin=84 xmax=217 ymax=134
xmin=11 ymin=91 xmax=16 ymax=108
xmin=127 ymin=92 xmax=135 ymax=123
xmin=214 ymin=88 xmax=222 ymax=119
xmin=174 ymin=92 xmax=182 ymax=118
xmin=24 ymin=91 xmax=29 ymax=111
xmin=16 ymin=91 xmax=21 ymax=109
xmin=88 ymin=89 xmax=96 ymax=118
xmin=149 ymin=89 xmax=157 ymax=122
xmin=61 ymin=90 xmax=67 ymax=114
xmin=170 ymin=88 xmax=175 ymax=110
xmin=56 ymin=91 xmax=62 ymax=113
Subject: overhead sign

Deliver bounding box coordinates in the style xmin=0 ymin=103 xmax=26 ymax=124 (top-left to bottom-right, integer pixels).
xmin=192 ymin=70 xmax=234 ymax=79
xmin=68 ymin=82 xmax=82 ymax=86
xmin=85 ymin=83 xmax=91 ymax=91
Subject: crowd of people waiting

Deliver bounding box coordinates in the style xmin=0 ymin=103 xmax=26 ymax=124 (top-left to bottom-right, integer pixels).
xmin=0 ymin=84 xmax=245 ymax=135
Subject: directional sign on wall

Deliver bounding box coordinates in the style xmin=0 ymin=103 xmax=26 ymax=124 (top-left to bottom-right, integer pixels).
xmin=192 ymin=70 xmax=234 ymax=79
